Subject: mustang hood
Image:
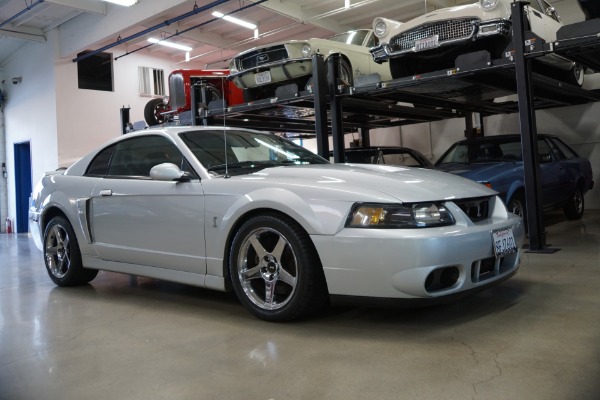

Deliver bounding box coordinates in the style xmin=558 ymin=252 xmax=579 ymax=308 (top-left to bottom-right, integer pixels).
xmin=436 ymin=162 xmax=520 ymax=182
xmin=252 ymin=164 xmax=495 ymax=203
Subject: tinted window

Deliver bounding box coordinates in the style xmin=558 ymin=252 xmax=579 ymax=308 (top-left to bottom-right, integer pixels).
xmin=537 ymin=139 xmax=553 ymax=163
xmin=86 ymin=144 xmax=116 ymax=176
xmin=106 ymin=135 xmax=191 ymax=178
xmin=548 ymin=137 xmax=577 ymax=160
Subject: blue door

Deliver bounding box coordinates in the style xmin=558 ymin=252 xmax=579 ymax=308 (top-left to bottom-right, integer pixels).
xmin=14 ymin=142 xmax=32 ymax=233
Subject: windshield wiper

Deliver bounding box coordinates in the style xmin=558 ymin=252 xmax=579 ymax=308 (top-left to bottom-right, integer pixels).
xmin=206 ymin=160 xmax=279 ymax=173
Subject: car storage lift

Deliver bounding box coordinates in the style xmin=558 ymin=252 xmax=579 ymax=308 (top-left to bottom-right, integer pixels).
xmin=198 ymin=1 xmax=600 ymax=253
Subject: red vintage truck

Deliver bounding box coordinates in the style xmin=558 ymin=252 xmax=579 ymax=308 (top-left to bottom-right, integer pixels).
xmin=144 ymin=69 xmax=245 ymax=126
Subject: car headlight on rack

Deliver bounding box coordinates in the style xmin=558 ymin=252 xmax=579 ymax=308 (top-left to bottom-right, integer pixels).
xmin=346 ymin=202 xmax=455 ymax=229
xmin=480 ymin=0 xmax=498 ymax=11
xmin=374 ymin=18 xmax=387 ymax=37
xmin=301 ymin=44 xmax=312 ymax=58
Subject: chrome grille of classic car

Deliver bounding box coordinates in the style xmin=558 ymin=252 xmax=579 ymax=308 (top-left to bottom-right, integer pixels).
xmin=454 ymin=197 xmax=489 ymax=223
xmin=390 ymin=18 xmax=479 ymax=52
xmin=238 ymin=45 xmax=289 ymax=71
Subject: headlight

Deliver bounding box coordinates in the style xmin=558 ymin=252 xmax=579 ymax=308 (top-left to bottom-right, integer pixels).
xmin=301 ymin=44 xmax=312 ymax=58
xmin=480 ymin=0 xmax=498 ymax=10
xmin=346 ymin=202 xmax=455 ymax=229
xmin=374 ymin=19 xmax=387 ymax=37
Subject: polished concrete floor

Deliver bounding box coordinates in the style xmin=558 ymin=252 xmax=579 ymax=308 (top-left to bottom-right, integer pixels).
xmin=1 ymin=211 xmax=599 ymax=400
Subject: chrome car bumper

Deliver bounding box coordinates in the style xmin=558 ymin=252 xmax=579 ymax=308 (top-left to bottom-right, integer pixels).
xmin=371 ymin=18 xmax=511 ymax=63
xmin=229 ymin=57 xmax=313 ymax=89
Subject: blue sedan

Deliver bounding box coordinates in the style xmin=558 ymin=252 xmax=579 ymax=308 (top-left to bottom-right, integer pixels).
xmin=435 ymin=134 xmax=594 ymax=220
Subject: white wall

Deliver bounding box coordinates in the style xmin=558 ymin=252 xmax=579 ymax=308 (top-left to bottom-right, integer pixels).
xmin=2 ymin=30 xmax=59 ymax=232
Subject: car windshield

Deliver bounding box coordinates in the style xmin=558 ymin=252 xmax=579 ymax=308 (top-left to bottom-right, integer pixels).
xmin=345 ymin=149 xmax=427 ymax=167
xmin=329 ymin=30 xmax=370 ymax=46
xmin=436 ymin=140 xmax=523 ymax=165
xmin=180 ymin=129 xmax=327 ymax=176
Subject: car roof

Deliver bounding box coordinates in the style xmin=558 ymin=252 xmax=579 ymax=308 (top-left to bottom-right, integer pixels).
xmin=454 ymin=134 xmax=556 ymax=144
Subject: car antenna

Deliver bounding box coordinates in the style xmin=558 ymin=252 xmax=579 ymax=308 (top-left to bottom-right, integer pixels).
xmin=221 ymin=76 xmax=230 ymax=179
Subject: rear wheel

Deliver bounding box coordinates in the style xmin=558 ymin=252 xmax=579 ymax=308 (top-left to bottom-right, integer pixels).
xmin=43 ymin=216 xmax=98 ymax=286
xmin=563 ymin=187 xmax=584 ymax=220
xmin=229 ymin=214 xmax=328 ymax=321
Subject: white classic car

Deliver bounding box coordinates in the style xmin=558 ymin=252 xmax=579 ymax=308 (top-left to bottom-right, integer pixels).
xmin=228 ymin=29 xmax=393 ymax=101
xmin=370 ymin=0 xmax=584 ymax=85
xmin=29 ymin=127 xmax=524 ymax=321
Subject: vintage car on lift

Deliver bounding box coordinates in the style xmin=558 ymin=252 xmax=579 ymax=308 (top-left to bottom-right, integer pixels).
xmin=228 ymin=29 xmax=393 ymax=101
xmin=370 ymin=0 xmax=584 ymax=86
xmin=434 ymin=134 xmax=594 ymax=221
xmin=30 ymin=127 xmax=523 ymax=322
xmin=144 ymin=69 xmax=245 ymax=126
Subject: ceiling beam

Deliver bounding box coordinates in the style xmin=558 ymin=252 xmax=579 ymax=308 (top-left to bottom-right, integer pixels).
xmin=0 ymin=24 xmax=46 ymax=42
xmin=259 ymin=0 xmax=354 ymax=33
xmin=45 ymin=0 xmax=107 ymax=15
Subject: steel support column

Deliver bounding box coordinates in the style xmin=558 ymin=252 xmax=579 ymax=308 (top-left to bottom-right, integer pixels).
xmin=512 ymin=1 xmax=556 ymax=252
xmin=312 ymin=54 xmax=329 ymax=158
xmin=328 ymin=54 xmax=345 ymax=163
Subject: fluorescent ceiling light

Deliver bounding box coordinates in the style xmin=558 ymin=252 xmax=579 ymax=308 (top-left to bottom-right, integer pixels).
xmin=105 ymin=0 xmax=137 ymax=6
xmin=212 ymin=11 xmax=257 ymax=30
xmin=147 ymin=38 xmax=192 ymax=52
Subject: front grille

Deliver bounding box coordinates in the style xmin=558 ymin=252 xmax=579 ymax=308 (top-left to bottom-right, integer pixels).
xmin=238 ymin=45 xmax=289 ymax=71
xmin=390 ymin=18 xmax=479 ymax=52
xmin=454 ymin=197 xmax=490 ymax=223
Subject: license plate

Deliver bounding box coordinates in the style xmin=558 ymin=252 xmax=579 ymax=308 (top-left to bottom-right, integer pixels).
xmin=492 ymin=227 xmax=517 ymax=257
xmin=414 ymin=35 xmax=439 ymax=52
xmin=255 ymin=71 xmax=272 ymax=85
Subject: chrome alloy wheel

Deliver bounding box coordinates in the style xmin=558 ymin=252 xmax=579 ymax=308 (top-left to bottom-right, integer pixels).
xmin=236 ymin=227 xmax=298 ymax=311
xmin=45 ymin=224 xmax=71 ymax=279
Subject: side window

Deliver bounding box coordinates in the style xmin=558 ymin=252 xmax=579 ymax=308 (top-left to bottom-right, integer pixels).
xmin=537 ymin=139 xmax=553 ymax=163
xmin=529 ymin=0 xmax=543 ymax=13
xmin=86 ymin=144 xmax=116 ymax=176
xmin=549 ymin=137 xmax=577 ymax=160
xmin=106 ymin=135 xmax=194 ymax=178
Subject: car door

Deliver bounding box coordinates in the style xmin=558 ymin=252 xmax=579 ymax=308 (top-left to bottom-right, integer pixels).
xmin=87 ymin=134 xmax=207 ymax=274
xmin=537 ymin=138 xmax=570 ymax=208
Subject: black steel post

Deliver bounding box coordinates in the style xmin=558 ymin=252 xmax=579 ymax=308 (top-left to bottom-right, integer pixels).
xmin=512 ymin=1 xmax=553 ymax=252
xmin=190 ymin=84 xmax=198 ymax=126
xmin=312 ymin=54 xmax=329 ymax=158
xmin=361 ymin=126 xmax=371 ymax=147
xmin=120 ymin=106 xmax=130 ymax=135
xmin=328 ymin=54 xmax=345 ymax=163
xmin=465 ymin=111 xmax=474 ymax=139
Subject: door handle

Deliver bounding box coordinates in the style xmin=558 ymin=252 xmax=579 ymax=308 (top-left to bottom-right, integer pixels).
xmin=99 ymin=189 xmax=113 ymax=196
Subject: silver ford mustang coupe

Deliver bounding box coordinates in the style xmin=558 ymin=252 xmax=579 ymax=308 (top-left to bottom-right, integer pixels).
xmin=29 ymin=127 xmax=524 ymax=321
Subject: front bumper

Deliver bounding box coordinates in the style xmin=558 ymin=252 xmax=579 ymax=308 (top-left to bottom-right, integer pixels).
xmin=312 ymin=213 xmax=524 ymax=299
xmin=229 ymin=57 xmax=313 ymax=89
xmin=371 ymin=18 xmax=511 ymax=63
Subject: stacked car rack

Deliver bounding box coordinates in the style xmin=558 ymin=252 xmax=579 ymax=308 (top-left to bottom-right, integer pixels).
xmin=196 ymin=1 xmax=600 ymax=253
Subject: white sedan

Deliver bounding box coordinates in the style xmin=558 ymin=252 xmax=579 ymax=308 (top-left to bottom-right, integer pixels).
xmin=29 ymin=127 xmax=524 ymax=321
xmin=370 ymin=0 xmax=584 ymax=86
xmin=228 ymin=29 xmax=393 ymax=101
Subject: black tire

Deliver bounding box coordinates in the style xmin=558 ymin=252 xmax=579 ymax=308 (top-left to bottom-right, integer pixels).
xmin=43 ymin=216 xmax=98 ymax=286
xmin=566 ymin=63 xmax=585 ymax=87
xmin=229 ymin=213 xmax=328 ymax=322
xmin=563 ymin=187 xmax=584 ymax=220
xmin=144 ymin=98 xmax=169 ymax=126
xmin=508 ymin=192 xmax=526 ymax=220
xmin=333 ymin=57 xmax=353 ymax=87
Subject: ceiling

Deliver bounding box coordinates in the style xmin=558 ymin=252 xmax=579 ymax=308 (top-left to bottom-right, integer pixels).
xmin=0 ymin=0 xmax=479 ymax=69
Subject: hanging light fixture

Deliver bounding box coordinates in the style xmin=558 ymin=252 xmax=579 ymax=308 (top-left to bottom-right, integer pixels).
xmin=212 ymin=11 xmax=257 ymax=29
xmin=105 ymin=0 xmax=137 ymax=6
xmin=147 ymin=38 xmax=192 ymax=52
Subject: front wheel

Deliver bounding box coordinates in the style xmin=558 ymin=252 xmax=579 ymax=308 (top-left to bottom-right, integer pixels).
xmin=43 ymin=216 xmax=98 ymax=286
xmin=229 ymin=214 xmax=328 ymax=321
xmin=563 ymin=187 xmax=584 ymax=220
xmin=144 ymin=98 xmax=169 ymax=126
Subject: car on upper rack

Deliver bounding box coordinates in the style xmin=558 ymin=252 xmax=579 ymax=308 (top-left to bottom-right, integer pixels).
xmin=434 ymin=134 xmax=594 ymax=221
xmin=144 ymin=69 xmax=244 ymax=126
xmin=228 ymin=29 xmax=393 ymax=101
xmin=370 ymin=0 xmax=585 ymax=86
xmin=330 ymin=146 xmax=433 ymax=168
xmin=29 ymin=126 xmax=524 ymax=322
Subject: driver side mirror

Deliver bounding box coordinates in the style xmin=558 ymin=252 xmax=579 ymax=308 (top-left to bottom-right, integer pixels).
xmin=150 ymin=163 xmax=193 ymax=182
